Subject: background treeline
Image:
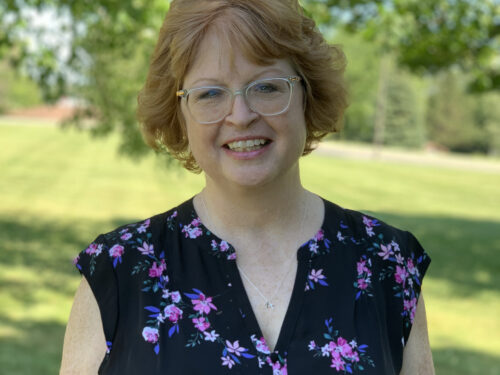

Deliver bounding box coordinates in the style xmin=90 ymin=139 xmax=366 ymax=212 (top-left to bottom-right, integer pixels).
xmin=0 ymin=0 xmax=499 ymax=156
xmin=334 ymin=31 xmax=500 ymax=155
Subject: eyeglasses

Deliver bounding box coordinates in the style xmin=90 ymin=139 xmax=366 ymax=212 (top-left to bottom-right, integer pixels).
xmin=176 ymin=76 xmax=301 ymax=124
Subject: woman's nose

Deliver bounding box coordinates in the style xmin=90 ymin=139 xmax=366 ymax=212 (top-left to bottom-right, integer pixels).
xmin=224 ymin=94 xmax=259 ymax=127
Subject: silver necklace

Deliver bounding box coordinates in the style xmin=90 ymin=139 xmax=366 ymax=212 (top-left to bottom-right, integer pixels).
xmin=236 ymin=259 xmax=295 ymax=310
xmin=199 ymin=193 xmax=308 ymax=310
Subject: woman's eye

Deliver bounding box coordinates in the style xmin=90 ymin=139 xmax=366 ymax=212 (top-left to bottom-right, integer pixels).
xmin=195 ymin=89 xmax=223 ymax=101
xmin=253 ymin=83 xmax=277 ymax=93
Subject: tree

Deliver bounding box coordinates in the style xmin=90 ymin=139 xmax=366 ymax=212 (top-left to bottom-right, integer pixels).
xmin=0 ymin=0 xmax=169 ymax=157
xmin=303 ymin=0 xmax=500 ymax=92
xmin=383 ymin=72 xmax=425 ymax=149
xmin=329 ymin=30 xmax=380 ymax=143
xmin=426 ymin=70 xmax=491 ymax=154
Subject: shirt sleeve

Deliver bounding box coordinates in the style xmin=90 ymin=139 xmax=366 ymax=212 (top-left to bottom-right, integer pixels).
xmin=401 ymin=231 xmax=431 ymax=345
xmin=74 ymin=234 xmax=119 ymax=351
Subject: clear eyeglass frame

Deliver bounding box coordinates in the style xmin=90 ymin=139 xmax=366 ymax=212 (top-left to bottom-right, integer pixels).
xmin=176 ymin=75 xmax=301 ymax=124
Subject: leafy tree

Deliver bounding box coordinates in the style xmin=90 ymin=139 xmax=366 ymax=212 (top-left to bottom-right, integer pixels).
xmin=330 ymin=31 xmax=427 ymax=149
xmin=307 ymin=0 xmax=498 ymax=152
xmin=329 ymin=30 xmax=379 ymax=143
xmin=384 ymin=69 xmax=425 ymax=149
xmin=426 ymin=71 xmax=490 ymax=153
xmin=0 ymin=0 xmax=169 ymax=157
xmin=303 ymin=0 xmax=500 ymax=92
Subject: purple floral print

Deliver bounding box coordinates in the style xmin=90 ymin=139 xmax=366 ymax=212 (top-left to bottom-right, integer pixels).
xmin=354 ymin=256 xmax=373 ymax=299
xmin=305 ymin=229 xmax=331 ymax=256
xmin=74 ymin=198 xmax=430 ymax=373
xmin=309 ymin=318 xmax=375 ymax=373
xmin=362 ymin=216 xmax=380 ymax=237
xmin=250 ymin=335 xmax=288 ymax=374
xmin=305 ymin=268 xmax=329 ymax=291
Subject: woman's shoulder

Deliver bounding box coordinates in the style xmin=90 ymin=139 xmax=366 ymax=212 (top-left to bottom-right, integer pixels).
xmin=321 ymin=198 xmax=430 ymax=266
xmin=322 ymin=198 xmax=411 ymax=244
xmin=75 ymin=198 xmax=193 ymax=274
xmin=96 ymin=198 xmax=191 ymax=244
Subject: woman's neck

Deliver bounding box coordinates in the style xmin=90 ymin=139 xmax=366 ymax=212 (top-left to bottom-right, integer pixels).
xmin=198 ymin=171 xmax=306 ymax=235
xmin=194 ymin=166 xmax=324 ymax=265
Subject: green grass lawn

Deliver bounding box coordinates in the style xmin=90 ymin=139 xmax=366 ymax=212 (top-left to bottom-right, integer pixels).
xmin=1 ymin=123 xmax=499 ymax=374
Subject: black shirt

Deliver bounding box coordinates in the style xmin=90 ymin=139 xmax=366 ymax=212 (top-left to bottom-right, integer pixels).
xmin=75 ymin=197 xmax=431 ymax=374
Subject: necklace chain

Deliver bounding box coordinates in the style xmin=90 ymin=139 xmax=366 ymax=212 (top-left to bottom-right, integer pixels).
xmin=199 ymin=193 xmax=308 ymax=310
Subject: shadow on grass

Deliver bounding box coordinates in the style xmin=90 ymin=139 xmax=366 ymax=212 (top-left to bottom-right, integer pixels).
xmin=367 ymin=211 xmax=500 ymax=297
xmin=0 ymin=214 xmax=140 ymax=303
xmin=0 ymin=316 xmax=66 ymax=375
xmin=432 ymin=347 xmax=500 ymax=375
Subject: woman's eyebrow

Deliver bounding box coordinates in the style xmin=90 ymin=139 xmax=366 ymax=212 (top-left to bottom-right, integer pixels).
xmin=188 ymin=68 xmax=289 ymax=88
xmin=188 ymin=78 xmax=223 ymax=87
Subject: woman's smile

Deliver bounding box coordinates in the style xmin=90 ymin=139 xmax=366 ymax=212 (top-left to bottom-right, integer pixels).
xmin=181 ymin=31 xmax=307 ymax=189
xmin=222 ymin=137 xmax=273 ymax=160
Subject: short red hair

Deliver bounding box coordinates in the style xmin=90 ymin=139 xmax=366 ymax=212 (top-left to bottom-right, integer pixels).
xmin=137 ymin=0 xmax=347 ymax=172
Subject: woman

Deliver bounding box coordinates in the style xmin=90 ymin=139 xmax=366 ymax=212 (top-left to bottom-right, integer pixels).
xmin=61 ymin=0 xmax=434 ymax=374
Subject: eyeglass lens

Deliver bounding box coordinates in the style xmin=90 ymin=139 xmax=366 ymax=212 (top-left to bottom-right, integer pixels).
xmin=186 ymin=78 xmax=292 ymax=124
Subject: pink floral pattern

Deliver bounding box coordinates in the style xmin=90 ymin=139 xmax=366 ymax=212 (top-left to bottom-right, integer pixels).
xmin=75 ymin=199 xmax=430 ymax=373
xmin=309 ymin=318 xmax=375 ymax=373
xmin=305 ymin=229 xmax=331 ymax=255
xmin=181 ymin=217 xmax=203 ymax=239
xmin=354 ymin=256 xmax=373 ymax=299
xmin=305 ymin=268 xmax=329 ymax=291
xmin=338 ymin=215 xmax=428 ymax=344
xmin=362 ymin=216 xmax=380 ymax=237
xmin=250 ymin=335 xmax=288 ymax=374
xmin=75 ymin=217 xmax=152 ymax=275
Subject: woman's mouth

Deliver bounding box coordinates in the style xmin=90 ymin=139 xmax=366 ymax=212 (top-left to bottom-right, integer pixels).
xmin=224 ymin=138 xmax=271 ymax=152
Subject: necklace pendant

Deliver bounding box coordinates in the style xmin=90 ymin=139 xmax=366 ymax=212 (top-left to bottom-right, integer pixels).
xmin=265 ymin=301 xmax=274 ymax=310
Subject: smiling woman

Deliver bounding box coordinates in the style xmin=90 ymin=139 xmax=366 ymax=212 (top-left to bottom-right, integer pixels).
xmin=60 ymin=1 xmax=434 ymax=374
xmin=136 ymin=0 xmax=347 ymax=172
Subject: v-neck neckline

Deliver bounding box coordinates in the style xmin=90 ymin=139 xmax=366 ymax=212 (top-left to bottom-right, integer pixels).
xmin=185 ymin=196 xmax=330 ymax=355
xmin=186 ymin=195 xmax=329 ymax=262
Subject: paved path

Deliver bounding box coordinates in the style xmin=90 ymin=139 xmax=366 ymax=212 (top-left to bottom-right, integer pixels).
xmin=316 ymin=141 xmax=500 ymax=174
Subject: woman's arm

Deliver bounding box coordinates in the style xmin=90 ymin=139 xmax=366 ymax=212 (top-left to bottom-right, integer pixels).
xmin=400 ymin=293 xmax=435 ymax=375
xmin=60 ymin=277 xmax=107 ymax=375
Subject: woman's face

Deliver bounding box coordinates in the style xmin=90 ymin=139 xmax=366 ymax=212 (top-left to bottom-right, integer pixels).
xmin=181 ymin=31 xmax=307 ymax=190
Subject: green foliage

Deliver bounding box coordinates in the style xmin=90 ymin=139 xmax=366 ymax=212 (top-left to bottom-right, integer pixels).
xmin=330 ymin=32 xmax=427 ymax=149
xmin=303 ymin=0 xmax=500 ymax=92
xmin=66 ymin=0 xmax=170 ymax=157
xmin=331 ymin=31 xmax=379 ymax=143
xmin=0 ymin=60 xmax=42 ymax=113
xmin=0 ymin=0 xmax=170 ymax=156
xmin=383 ymin=70 xmax=425 ymax=148
xmin=426 ymin=71 xmax=500 ymax=154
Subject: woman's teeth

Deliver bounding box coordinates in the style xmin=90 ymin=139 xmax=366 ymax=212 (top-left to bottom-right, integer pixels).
xmin=226 ymin=139 xmax=268 ymax=152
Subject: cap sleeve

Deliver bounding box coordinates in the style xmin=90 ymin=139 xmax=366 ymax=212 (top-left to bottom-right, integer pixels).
xmin=401 ymin=231 xmax=431 ymax=345
xmin=73 ymin=234 xmax=119 ymax=350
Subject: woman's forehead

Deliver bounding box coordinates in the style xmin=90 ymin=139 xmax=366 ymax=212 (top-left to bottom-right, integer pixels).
xmin=183 ymin=31 xmax=293 ymax=87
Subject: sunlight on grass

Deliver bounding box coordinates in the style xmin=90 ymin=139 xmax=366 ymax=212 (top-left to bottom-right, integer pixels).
xmin=1 ymin=123 xmax=499 ymax=374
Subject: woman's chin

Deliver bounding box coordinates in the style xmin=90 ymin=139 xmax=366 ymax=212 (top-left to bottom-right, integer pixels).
xmin=218 ymin=160 xmax=299 ymax=191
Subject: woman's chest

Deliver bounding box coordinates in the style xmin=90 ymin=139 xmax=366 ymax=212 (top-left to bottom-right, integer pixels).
xmin=106 ymin=249 xmax=402 ymax=375
xmin=240 ymin=260 xmax=298 ymax=352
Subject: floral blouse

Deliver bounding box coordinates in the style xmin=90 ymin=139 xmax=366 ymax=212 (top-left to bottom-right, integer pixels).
xmin=74 ymin=197 xmax=431 ymax=374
